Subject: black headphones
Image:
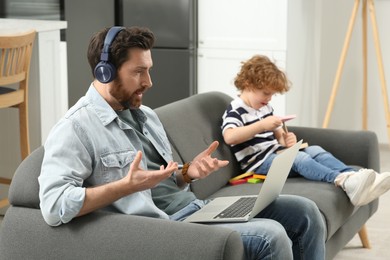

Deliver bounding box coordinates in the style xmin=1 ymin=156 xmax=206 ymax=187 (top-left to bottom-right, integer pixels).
xmin=94 ymin=26 xmax=124 ymax=83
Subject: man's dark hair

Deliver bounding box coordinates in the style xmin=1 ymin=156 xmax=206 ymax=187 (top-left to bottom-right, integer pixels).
xmin=87 ymin=26 xmax=155 ymax=76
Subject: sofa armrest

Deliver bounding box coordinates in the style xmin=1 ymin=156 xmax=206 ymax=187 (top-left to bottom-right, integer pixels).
xmin=289 ymin=126 xmax=380 ymax=171
xmin=0 ymin=207 xmax=244 ymax=260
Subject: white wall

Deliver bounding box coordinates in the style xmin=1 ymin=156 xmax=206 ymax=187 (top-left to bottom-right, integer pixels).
xmin=287 ymin=0 xmax=390 ymax=144
xmin=285 ymin=0 xmax=321 ymax=127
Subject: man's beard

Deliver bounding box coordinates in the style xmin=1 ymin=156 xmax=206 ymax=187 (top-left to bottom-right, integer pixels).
xmin=121 ymin=94 xmax=141 ymax=110
xmin=112 ymin=78 xmax=143 ymax=110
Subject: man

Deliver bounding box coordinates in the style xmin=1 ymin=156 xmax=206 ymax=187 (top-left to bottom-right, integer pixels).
xmin=39 ymin=26 xmax=326 ymax=259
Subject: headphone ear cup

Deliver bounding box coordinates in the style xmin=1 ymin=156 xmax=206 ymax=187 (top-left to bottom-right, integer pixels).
xmin=94 ymin=61 xmax=117 ymax=83
xmin=94 ymin=27 xmax=124 ymax=83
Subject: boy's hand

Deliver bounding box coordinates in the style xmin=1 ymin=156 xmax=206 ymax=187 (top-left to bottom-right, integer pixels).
xmin=283 ymin=132 xmax=297 ymax=147
xmin=261 ymin=116 xmax=283 ymax=131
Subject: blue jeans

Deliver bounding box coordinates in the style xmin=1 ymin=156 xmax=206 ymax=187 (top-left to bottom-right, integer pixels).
xmin=257 ymin=145 xmax=355 ymax=183
xmin=170 ymin=196 xmax=326 ymax=260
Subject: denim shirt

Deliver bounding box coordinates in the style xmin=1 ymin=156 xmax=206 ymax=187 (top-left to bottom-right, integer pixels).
xmin=38 ymin=85 xmax=173 ymax=226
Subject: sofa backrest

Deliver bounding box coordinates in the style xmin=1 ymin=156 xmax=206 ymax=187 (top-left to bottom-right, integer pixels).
xmin=155 ymin=91 xmax=241 ymax=199
xmin=8 ymin=146 xmax=43 ymax=209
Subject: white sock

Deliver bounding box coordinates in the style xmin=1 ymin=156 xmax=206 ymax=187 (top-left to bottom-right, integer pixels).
xmin=334 ymin=172 xmax=355 ymax=189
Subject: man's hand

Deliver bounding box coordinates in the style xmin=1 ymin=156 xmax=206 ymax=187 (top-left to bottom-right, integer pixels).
xmin=186 ymin=141 xmax=229 ymax=180
xmin=125 ymin=151 xmax=178 ymax=193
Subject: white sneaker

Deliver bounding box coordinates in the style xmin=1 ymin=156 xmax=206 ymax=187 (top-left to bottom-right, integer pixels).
xmin=335 ymin=169 xmax=376 ymax=206
xmin=358 ymin=172 xmax=390 ymax=205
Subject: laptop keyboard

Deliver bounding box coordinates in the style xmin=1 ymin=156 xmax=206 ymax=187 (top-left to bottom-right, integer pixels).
xmin=214 ymin=197 xmax=257 ymax=219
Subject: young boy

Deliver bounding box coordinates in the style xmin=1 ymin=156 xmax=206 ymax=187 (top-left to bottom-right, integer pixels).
xmin=221 ymin=54 xmax=390 ymax=206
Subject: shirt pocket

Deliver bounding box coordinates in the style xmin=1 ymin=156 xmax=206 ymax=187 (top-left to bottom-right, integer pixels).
xmin=100 ymin=150 xmax=135 ymax=182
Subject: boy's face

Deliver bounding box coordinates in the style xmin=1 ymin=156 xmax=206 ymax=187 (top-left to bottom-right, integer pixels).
xmin=245 ymin=87 xmax=276 ymax=110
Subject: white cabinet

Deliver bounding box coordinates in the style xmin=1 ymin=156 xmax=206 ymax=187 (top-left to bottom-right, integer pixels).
xmin=198 ymin=0 xmax=287 ymax=51
xmin=197 ymin=0 xmax=288 ymax=115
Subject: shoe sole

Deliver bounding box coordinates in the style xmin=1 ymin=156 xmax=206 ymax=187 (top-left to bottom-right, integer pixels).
xmin=361 ymin=173 xmax=390 ymax=205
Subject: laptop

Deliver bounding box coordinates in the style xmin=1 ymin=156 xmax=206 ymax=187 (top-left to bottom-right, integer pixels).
xmin=184 ymin=140 xmax=302 ymax=223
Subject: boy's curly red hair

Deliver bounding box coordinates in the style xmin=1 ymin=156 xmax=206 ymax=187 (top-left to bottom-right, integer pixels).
xmin=234 ymin=55 xmax=290 ymax=93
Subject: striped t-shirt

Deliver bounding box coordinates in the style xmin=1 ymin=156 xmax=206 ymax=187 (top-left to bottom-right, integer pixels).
xmin=221 ymin=97 xmax=281 ymax=173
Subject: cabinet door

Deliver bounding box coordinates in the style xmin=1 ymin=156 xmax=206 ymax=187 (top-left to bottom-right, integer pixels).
xmin=197 ymin=49 xmax=286 ymax=115
xmin=198 ymin=0 xmax=287 ymax=50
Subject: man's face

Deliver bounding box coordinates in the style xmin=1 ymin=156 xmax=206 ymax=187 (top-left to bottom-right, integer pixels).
xmin=109 ymin=48 xmax=153 ymax=109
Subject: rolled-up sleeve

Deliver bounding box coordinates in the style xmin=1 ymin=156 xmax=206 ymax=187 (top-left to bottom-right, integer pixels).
xmin=39 ymin=118 xmax=92 ymax=226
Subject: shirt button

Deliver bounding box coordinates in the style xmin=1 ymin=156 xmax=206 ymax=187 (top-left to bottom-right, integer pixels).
xmin=144 ymin=131 xmax=148 ymax=135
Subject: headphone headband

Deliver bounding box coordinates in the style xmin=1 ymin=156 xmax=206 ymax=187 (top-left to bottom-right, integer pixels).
xmin=100 ymin=26 xmax=124 ymax=61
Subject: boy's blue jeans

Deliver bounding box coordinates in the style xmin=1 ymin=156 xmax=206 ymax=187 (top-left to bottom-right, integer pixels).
xmin=170 ymin=195 xmax=326 ymax=260
xmin=257 ymin=145 xmax=355 ymax=183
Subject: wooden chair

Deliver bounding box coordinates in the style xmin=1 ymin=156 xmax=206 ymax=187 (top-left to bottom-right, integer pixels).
xmin=0 ymin=30 xmax=36 ymax=209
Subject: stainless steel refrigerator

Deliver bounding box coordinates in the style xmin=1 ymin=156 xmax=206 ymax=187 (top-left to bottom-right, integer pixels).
xmin=118 ymin=0 xmax=197 ymax=108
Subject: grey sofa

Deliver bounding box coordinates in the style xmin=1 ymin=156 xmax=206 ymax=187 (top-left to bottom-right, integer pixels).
xmin=0 ymin=91 xmax=380 ymax=260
